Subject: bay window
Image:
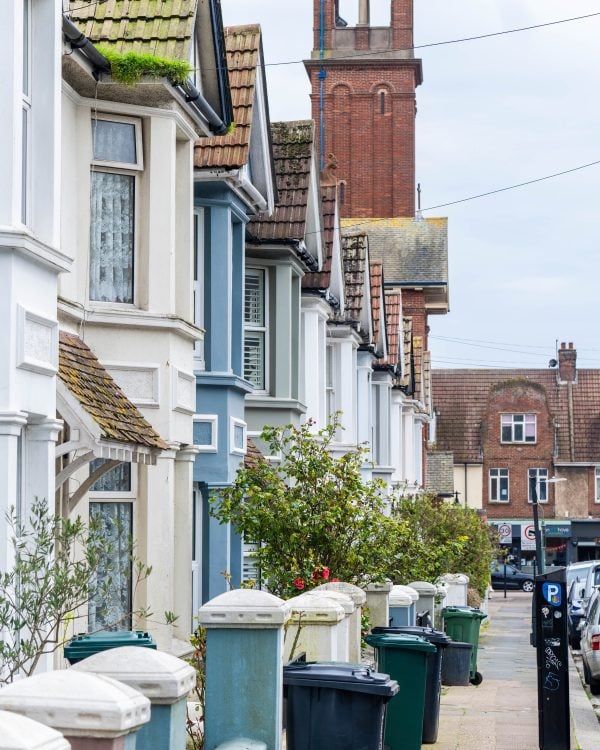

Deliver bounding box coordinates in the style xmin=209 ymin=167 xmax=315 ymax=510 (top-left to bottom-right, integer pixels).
xmin=244 ymin=268 xmax=267 ymax=390
xmin=89 ymin=117 xmax=143 ymax=304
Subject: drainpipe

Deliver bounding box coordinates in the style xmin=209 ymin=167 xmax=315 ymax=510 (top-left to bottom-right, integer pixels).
xmin=319 ymin=0 xmax=327 ymax=171
xmin=62 ymin=15 xmax=110 ymax=78
xmin=464 ymin=462 xmax=468 ymax=509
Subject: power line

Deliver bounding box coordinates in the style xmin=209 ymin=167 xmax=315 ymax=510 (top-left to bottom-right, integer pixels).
xmin=430 ymin=334 xmax=550 ymax=350
xmin=262 ymin=11 xmax=600 ymax=69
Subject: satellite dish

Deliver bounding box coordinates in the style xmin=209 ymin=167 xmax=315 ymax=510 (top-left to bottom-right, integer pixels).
xmin=549 ymin=359 xmax=558 ymax=368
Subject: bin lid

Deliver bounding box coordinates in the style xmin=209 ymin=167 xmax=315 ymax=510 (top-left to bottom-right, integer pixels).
xmin=365 ymin=633 xmax=436 ymax=652
xmin=283 ymin=662 xmax=399 ymax=697
xmin=444 ymin=641 xmax=473 ymax=650
xmin=64 ymin=630 xmax=156 ymax=660
xmin=442 ymin=607 xmax=487 ymax=621
xmin=389 ymin=588 xmax=412 ymax=607
xmin=371 ymin=626 xmax=451 ymax=647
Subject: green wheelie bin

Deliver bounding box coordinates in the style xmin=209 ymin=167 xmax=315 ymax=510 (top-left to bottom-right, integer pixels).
xmin=365 ymin=632 xmax=436 ymax=750
xmin=441 ymin=606 xmax=487 ymax=685
xmin=64 ymin=630 xmax=156 ymax=664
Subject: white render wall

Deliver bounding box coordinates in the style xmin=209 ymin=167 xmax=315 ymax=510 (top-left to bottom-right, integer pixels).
xmin=0 ymin=1 xmax=68 ymax=573
xmin=59 ymin=86 xmax=200 ymax=646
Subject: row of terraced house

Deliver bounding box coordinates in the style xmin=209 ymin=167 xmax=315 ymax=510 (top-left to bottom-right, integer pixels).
xmin=0 ymin=0 xmax=449 ymax=656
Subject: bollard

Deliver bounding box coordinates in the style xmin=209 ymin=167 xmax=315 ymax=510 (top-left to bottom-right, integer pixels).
xmin=284 ymin=592 xmax=345 ymax=663
xmin=0 ymin=670 xmax=150 ymax=750
xmin=314 ymin=581 xmax=366 ymax=662
xmin=408 ymin=580 xmax=437 ymax=626
xmin=305 ymin=590 xmax=355 ymax=661
xmin=440 ymin=573 xmax=469 ymax=607
xmin=364 ymin=581 xmax=393 ymax=628
xmin=72 ymin=646 xmax=196 ymax=750
xmin=0 ymin=710 xmax=70 ymax=750
xmin=394 ymin=585 xmax=419 ymax=625
xmin=388 ymin=587 xmax=413 ymax=627
xmin=198 ymin=589 xmax=290 ymax=750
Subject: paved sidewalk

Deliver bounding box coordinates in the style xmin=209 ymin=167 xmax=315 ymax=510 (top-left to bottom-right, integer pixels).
xmin=430 ymin=591 xmax=599 ymax=750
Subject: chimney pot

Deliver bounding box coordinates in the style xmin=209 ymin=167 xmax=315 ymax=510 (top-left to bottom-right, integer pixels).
xmin=561 ymin=342 xmax=566 ymax=349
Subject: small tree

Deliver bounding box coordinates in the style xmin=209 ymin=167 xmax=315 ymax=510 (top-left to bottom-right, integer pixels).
xmin=392 ymin=494 xmax=498 ymax=595
xmin=212 ymin=418 xmax=411 ymax=598
xmin=0 ymin=498 xmax=153 ymax=684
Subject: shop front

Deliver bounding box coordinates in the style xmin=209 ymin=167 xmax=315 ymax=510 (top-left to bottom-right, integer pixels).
xmin=492 ymin=520 xmax=571 ymax=570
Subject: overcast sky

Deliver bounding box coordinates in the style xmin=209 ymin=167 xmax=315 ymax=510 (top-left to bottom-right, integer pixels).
xmin=223 ymin=1 xmax=600 ymax=371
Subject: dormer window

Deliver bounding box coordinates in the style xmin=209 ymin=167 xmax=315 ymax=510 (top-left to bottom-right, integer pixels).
xmin=501 ymin=414 xmax=536 ymax=444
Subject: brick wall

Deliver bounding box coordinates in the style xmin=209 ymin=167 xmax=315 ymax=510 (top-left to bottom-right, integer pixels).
xmin=482 ymin=381 xmax=556 ymax=519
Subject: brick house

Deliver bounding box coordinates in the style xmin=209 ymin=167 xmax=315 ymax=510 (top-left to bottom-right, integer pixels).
xmin=432 ymin=343 xmax=600 ymax=567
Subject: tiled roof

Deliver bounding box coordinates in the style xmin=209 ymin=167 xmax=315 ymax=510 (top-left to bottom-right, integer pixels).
xmin=248 ymin=120 xmax=315 ymax=242
xmin=341 ymin=217 xmax=448 ymax=286
xmin=370 ymin=260 xmax=384 ymax=351
xmin=194 ymin=25 xmax=260 ymax=169
xmin=399 ymin=318 xmax=413 ymax=392
xmin=244 ymin=437 xmax=265 ymax=469
xmin=58 ymin=331 xmax=167 ymax=450
xmin=380 ymin=292 xmax=401 ymax=370
xmin=68 ymin=0 xmax=196 ymax=60
xmin=426 ymin=451 xmax=455 ymax=495
xmin=339 ymin=233 xmax=368 ymax=327
xmin=432 ymin=368 xmax=600 ymax=464
xmin=302 ymin=185 xmax=337 ymax=290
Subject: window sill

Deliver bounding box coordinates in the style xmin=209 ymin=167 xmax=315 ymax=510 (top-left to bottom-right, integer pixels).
xmin=489 ymin=499 xmax=510 ymax=504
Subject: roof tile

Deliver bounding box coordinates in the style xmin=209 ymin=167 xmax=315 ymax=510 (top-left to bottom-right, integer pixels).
xmin=58 ymin=331 xmax=167 ymax=451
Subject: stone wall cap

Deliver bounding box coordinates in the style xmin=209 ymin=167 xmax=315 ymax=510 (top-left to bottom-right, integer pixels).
xmin=0 ymin=710 xmax=71 ymax=750
xmin=392 ymin=585 xmax=419 ymax=602
xmin=198 ymin=589 xmax=289 ymax=627
xmin=287 ymin=593 xmax=345 ymax=623
xmin=315 ymin=581 xmax=367 ymax=605
xmin=365 ymin=581 xmax=394 ymax=593
xmin=389 ymin=587 xmax=413 ymax=606
xmin=408 ymin=581 xmax=437 ymax=594
xmin=305 ymin=589 xmax=355 ymax=614
xmin=440 ymin=573 xmax=470 ymax=584
xmin=0 ymin=671 xmax=150 ymax=738
xmin=215 ymin=740 xmax=267 ymax=750
xmin=71 ymin=646 xmax=196 ymax=703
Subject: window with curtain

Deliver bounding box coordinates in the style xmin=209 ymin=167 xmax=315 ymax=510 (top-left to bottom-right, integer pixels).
xmin=89 ymin=459 xmax=131 ymax=492
xmin=244 ymin=268 xmax=267 ymax=389
xmin=89 ymin=117 xmax=142 ymax=304
xmin=88 ymin=502 xmax=133 ymax=631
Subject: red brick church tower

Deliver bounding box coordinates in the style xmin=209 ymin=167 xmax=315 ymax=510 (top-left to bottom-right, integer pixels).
xmin=305 ymin=0 xmax=422 ymax=218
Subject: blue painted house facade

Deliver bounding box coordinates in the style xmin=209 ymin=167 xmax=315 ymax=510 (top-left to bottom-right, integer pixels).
xmin=192 ymin=25 xmax=276 ymax=606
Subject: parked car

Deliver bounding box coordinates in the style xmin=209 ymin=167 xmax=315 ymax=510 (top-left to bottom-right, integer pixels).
xmin=580 ymin=589 xmax=600 ymax=693
xmin=579 ymin=562 xmax=600 ymax=615
xmin=567 ymin=560 xmax=597 ymax=592
xmin=568 ymin=579 xmax=586 ymax=649
xmin=491 ymin=563 xmax=534 ymax=592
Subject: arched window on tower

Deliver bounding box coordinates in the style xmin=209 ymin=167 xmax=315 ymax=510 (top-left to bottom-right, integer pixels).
xmin=339 ymin=181 xmax=347 ymax=205
xmin=379 ymin=90 xmax=386 ymax=114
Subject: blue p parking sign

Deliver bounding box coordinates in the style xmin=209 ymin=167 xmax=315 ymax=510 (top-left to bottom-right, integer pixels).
xmin=542 ymin=582 xmax=561 ymax=607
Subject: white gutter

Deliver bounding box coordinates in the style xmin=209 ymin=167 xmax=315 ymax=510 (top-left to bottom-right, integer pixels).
xmin=195 ymin=168 xmax=267 ymax=214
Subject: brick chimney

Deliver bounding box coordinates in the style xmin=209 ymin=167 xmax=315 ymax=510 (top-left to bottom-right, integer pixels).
xmin=558 ymin=342 xmax=577 ymax=383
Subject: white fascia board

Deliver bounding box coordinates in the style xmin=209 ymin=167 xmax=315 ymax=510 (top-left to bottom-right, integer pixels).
xmin=0 ymin=228 xmax=72 ymax=274
xmin=305 ymin=153 xmax=324 ymax=267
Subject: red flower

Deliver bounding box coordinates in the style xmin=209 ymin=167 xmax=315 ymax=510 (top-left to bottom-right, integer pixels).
xmin=331 ymin=578 xmax=339 ymax=582
xmin=321 ymin=567 xmax=330 ymax=580
xmin=293 ymin=577 xmax=305 ymax=590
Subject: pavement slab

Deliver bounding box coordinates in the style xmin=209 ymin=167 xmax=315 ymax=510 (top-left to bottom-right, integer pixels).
xmin=430 ymin=591 xmax=600 ymax=750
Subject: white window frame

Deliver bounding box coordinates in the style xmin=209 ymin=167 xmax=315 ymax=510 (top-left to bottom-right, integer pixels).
xmin=528 ymin=468 xmax=548 ymax=503
xmin=89 ymin=115 xmax=143 ymax=306
xmin=489 ymin=468 xmax=509 ymax=503
xmin=326 ymin=342 xmax=337 ymax=422
xmin=194 ymin=414 xmax=218 ymax=453
xmin=244 ymin=267 xmax=269 ymax=392
xmin=88 ymin=460 xmax=137 ymax=501
xmin=500 ymin=413 xmax=536 ymax=444
xmin=596 ymin=467 xmax=600 ymax=504
xmin=230 ymin=417 xmax=247 ymax=456
xmin=193 ymin=208 xmax=205 ymax=371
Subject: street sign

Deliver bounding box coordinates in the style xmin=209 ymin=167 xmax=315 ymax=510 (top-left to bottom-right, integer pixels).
xmin=535 ymin=569 xmax=570 ymax=750
xmin=521 ymin=523 xmax=537 ymax=551
xmin=497 ymin=523 xmax=512 ymax=544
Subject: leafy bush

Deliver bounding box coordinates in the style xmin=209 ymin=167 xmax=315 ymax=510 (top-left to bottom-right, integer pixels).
xmin=212 ymin=418 xmax=411 ymax=598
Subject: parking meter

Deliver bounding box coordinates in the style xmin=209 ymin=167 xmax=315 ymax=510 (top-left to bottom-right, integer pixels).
xmin=535 ymin=568 xmax=570 ymax=750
